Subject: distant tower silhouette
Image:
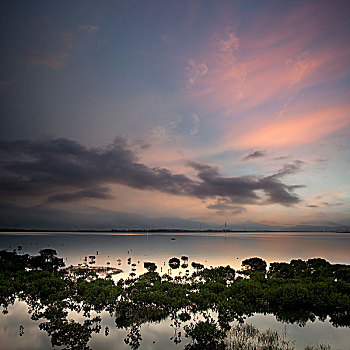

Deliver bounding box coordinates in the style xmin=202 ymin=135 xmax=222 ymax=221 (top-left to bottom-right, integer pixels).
xmin=224 ymin=221 xmax=227 ymax=230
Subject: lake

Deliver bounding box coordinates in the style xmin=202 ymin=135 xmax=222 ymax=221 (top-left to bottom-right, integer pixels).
xmin=1 ymin=232 xmax=350 ymax=349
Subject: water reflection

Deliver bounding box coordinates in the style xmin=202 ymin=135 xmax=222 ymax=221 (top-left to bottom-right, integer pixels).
xmin=1 ymin=302 xmax=350 ymax=350
xmin=0 ymin=302 xmax=52 ymax=350
xmin=1 ymin=232 xmax=350 ymax=272
xmin=1 ymin=232 xmax=350 ymax=349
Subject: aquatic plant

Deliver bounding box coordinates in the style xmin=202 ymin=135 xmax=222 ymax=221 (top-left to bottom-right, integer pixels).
xmin=304 ymin=344 xmax=331 ymax=350
xmin=1 ymin=249 xmax=350 ymax=349
xmin=241 ymin=257 xmax=267 ymax=276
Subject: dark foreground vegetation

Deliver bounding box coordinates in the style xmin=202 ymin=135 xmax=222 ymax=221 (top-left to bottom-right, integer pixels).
xmin=1 ymin=250 xmax=349 ymax=349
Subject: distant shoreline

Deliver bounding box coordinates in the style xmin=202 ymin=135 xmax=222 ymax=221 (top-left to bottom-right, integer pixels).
xmin=0 ymin=228 xmax=349 ymax=233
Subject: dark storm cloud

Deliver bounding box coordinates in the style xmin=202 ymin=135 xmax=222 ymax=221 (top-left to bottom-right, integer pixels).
xmin=254 ymin=160 xmax=305 ymax=205
xmin=187 ymin=161 xmax=302 ymax=205
xmin=0 ymin=138 xmax=303 ymax=206
xmin=0 ymin=137 xmax=194 ymax=198
xmin=242 ymin=150 xmax=266 ymax=161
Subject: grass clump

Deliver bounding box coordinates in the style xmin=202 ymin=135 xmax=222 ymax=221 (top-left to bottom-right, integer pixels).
xmin=226 ymin=324 xmax=294 ymax=350
xmin=226 ymin=324 xmax=334 ymax=350
xmin=305 ymin=344 xmax=331 ymax=350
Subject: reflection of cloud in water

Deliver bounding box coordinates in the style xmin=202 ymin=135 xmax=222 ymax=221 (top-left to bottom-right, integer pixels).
xmin=0 ymin=302 xmax=193 ymax=350
xmin=246 ymin=314 xmax=350 ymax=350
xmin=1 ymin=232 xmax=350 ymax=349
xmin=0 ymin=302 xmax=52 ymax=350
xmin=2 ymin=302 xmax=350 ymax=350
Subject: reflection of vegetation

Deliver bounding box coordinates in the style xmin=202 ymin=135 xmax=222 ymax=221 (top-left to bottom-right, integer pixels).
xmin=184 ymin=316 xmax=226 ymax=349
xmin=144 ymin=262 xmax=157 ymax=272
xmin=168 ymin=257 xmax=180 ymax=269
xmin=191 ymin=261 xmax=204 ymax=270
xmin=39 ymin=310 xmax=101 ymax=350
xmin=181 ymin=256 xmax=189 ymax=269
xmin=1 ymin=250 xmax=350 ymax=349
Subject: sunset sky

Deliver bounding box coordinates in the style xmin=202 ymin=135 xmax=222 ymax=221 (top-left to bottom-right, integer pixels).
xmin=1 ymin=0 xmax=349 ymax=229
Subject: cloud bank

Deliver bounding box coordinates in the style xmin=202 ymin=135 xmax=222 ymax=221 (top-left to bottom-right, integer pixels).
xmin=0 ymin=137 xmax=303 ymax=206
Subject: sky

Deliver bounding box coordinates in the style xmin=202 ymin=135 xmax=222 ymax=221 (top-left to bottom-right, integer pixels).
xmin=0 ymin=0 xmax=349 ymax=229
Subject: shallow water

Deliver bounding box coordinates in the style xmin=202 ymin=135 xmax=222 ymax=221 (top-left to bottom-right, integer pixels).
xmin=1 ymin=232 xmax=350 ymax=349
xmin=1 ymin=232 xmax=350 ymax=276
xmin=2 ymin=301 xmax=350 ymax=350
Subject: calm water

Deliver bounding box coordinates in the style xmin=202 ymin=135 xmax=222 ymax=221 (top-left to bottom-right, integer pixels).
xmin=1 ymin=232 xmax=350 ymax=350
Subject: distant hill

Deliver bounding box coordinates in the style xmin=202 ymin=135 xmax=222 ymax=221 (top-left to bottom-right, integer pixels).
xmin=224 ymin=221 xmax=349 ymax=232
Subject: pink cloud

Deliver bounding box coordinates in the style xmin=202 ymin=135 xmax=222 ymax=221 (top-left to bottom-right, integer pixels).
xmin=186 ymin=59 xmax=208 ymax=86
xmin=286 ymin=50 xmax=326 ymax=86
xmin=212 ymin=27 xmax=239 ymax=66
xmin=188 ymin=36 xmax=345 ymax=117
xmin=232 ymin=105 xmax=350 ymax=149
xmin=184 ymin=2 xmax=350 ymax=123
